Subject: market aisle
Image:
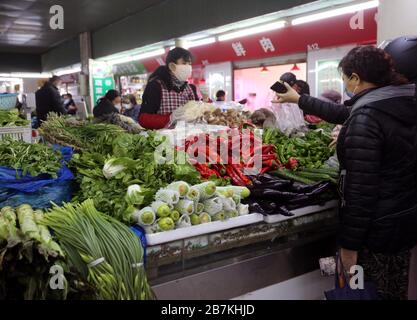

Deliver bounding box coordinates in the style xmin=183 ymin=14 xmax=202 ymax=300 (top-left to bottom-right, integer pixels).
xmin=233 ymin=270 xmax=333 ymax=300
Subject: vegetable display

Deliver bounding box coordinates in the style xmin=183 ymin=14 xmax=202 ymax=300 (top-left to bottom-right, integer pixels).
xmin=0 ymin=108 xmax=343 ymax=300
xmin=244 ymin=174 xmax=336 ymax=216
xmin=0 ymin=139 xmax=62 ymax=178
xmin=71 ymin=133 xmax=201 ymax=223
xmin=183 ymin=130 xmax=281 ymax=186
xmin=39 ymin=114 xmax=126 ymax=153
xmin=170 ymin=102 xmax=251 ymax=128
xmin=263 ymin=128 xmax=334 ymax=170
xmin=131 ymin=183 xmax=251 ymax=233
xmin=0 ymin=109 xmax=29 ymax=127
xmin=171 ymin=101 xmax=216 ymax=123
xmin=94 ymin=113 xmax=144 ymax=134
xmin=43 ymin=200 xmax=154 ymax=300
xmin=0 ymin=205 xmax=66 ymax=300
xmin=202 ymin=108 xmax=251 ymax=128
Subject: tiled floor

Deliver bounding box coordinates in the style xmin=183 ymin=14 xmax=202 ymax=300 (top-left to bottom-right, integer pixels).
xmin=233 ymin=270 xmax=334 ymax=300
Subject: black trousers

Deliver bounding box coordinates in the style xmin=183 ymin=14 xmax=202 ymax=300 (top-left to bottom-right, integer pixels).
xmin=358 ymin=249 xmax=411 ymax=300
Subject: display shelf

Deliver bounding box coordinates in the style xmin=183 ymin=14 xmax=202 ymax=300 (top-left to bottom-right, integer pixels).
xmin=146 ymin=213 xmax=264 ymax=246
xmin=263 ymin=200 xmax=339 ymax=224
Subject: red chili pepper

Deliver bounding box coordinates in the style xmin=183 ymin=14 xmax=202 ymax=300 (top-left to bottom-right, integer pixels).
xmin=211 ymin=164 xmax=226 ymax=176
xmin=231 ymin=164 xmax=252 ymax=186
xmin=286 ymin=157 xmax=299 ymax=170
xmin=260 ymin=167 xmax=271 ymax=174
xmin=196 ymin=163 xmax=220 ymax=179
xmin=262 ymin=154 xmax=277 ymax=161
xmin=262 ymin=145 xmax=276 ymax=154
xmin=225 ymin=165 xmax=245 ymax=186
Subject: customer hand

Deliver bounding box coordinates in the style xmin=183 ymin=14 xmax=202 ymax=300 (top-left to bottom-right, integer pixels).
xmin=276 ymin=82 xmax=301 ymax=104
xmin=339 ymin=248 xmax=358 ymax=274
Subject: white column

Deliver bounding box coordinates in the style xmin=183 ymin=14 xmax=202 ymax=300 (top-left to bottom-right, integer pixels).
xmin=377 ymin=0 xmax=417 ymax=44
xmin=79 ymin=32 xmax=92 ymax=113
xmin=175 ymin=39 xmax=186 ymax=48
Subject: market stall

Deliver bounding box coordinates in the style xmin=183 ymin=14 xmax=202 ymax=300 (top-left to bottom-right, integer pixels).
xmin=0 ymin=97 xmax=340 ymax=300
xmin=113 ymin=61 xmax=149 ymax=104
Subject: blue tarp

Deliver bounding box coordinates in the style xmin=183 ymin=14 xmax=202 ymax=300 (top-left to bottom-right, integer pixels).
xmin=0 ymin=146 xmax=74 ymax=209
xmin=130 ymin=224 xmax=147 ymax=266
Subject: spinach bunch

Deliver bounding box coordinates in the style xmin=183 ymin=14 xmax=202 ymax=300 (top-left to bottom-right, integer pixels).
xmin=0 ymin=139 xmax=62 ymax=178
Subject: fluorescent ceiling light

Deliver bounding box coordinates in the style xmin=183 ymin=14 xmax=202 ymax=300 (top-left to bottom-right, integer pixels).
xmin=183 ymin=34 xmax=211 ymax=41
xmin=186 ymin=37 xmax=216 ymax=49
xmin=14 ymin=19 xmax=42 ymax=26
xmin=292 ymin=0 xmax=379 ymax=25
xmin=218 ymin=20 xmax=286 ymax=42
xmin=0 ymin=77 xmax=24 ymax=82
xmin=108 ymin=48 xmax=165 ymax=65
xmin=0 ymin=73 xmax=52 ymax=78
xmin=55 ymin=67 xmax=82 ymax=76
xmin=7 ymin=33 xmax=37 ymax=43
xmin=168 ymin=37 xmax=216 ymax=50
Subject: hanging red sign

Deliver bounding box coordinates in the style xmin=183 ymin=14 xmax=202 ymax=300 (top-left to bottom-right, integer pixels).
xmin=142 ymin=8 xmax=377 ymax=72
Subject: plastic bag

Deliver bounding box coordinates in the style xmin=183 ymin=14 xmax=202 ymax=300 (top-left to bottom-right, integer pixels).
xmin=0 ymin=145 xmax=74 ymax=208
xmin=0 ymin=181 xmax=73 ymax=209
xmin=271 ymin=102 xmax=306 ymax=135
xmin=130 ymin=224 xmax=148 ymax=265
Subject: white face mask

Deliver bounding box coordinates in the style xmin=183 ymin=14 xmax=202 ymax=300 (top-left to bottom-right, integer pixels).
xmin=172 ymin=64 xmax=192 ymax=82
xmin=123 ymin=104 xmax=133 ymax=110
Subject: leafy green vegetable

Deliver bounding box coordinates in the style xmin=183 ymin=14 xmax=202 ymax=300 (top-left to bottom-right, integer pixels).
xmin=39 ymin=114 xmax=126 ymax=154
xmin=42 ymin=200 xmax=155 ymax=300
xmin=0 ymin=139 xmax=62 ymax=178
xmin=263 ymin=128 xmax=334 ymax=170
xmin=0 ymin=109 xmax=29 ymax=127
xmin=0 ymin=205 xmax=66 ymax=300
xmin=70 ymin=133 xmax=201 ymax=223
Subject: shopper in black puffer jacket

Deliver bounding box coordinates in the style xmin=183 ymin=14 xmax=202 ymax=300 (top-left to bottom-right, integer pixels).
xmin=277 ymin=46 xmax=417 ymax=300
xmin=93 ymin=89 xmax=121 ymax=119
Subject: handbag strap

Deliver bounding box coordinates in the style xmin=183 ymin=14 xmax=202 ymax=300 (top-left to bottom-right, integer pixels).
xmin=335 ymin=250 xmax=351 ymax=289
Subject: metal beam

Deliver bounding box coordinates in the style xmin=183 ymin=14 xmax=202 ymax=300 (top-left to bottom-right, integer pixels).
xmin=92 ymin=0 xmax=314 ymax=58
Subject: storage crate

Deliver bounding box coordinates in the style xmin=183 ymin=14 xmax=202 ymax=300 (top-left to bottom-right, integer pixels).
xmin=0 ymin=93 xmax=19 ymax=110
xmin=0 ymin=125 xmax=32 ymax=143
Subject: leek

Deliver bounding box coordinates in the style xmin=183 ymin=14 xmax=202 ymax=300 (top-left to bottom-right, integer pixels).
xmin=132 ymin=207 xmax=156 ymax=226
xmin=151 ymin=201 xmax=171 ymax=218
xmin=155 ymin=189 xmax=180 ymax=205
xmin=190 ymin=214 xmax=200 ymax=226
xmin=167 ymin=181 xmax=190 ymax=197
xmin=199 ymin=213 xmax=212 ymax=224
xmin=175 ymin=199 xmax=195 ymax=215
xmin=193 ymin=182 xmax=216 ymax=201
xmin=157 ymin=217 xmax=175 ymax=231
xmin=203 ymin=197 xmax=223 ymax=216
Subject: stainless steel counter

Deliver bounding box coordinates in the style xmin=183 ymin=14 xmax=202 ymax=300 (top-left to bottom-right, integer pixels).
xmin=147 ymin=205 xmax=339 ymax=300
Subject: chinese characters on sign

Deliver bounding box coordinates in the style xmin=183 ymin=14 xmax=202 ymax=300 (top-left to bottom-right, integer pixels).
xmin=259 ymin=37 xmax=275 ymax=53
xmin=232 ymin=42 xmax=246 ymax=57
xmin=93 ymin=77 xmax=115 ymax=104
xmin=232 ymin=38 xmax=277 ymax=57
xmin=307 ymin=43 xmax=320 ymax=51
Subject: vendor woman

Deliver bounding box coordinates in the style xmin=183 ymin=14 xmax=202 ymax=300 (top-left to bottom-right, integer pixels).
xmin=139 ymin=47 xmax=201 ymax=129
